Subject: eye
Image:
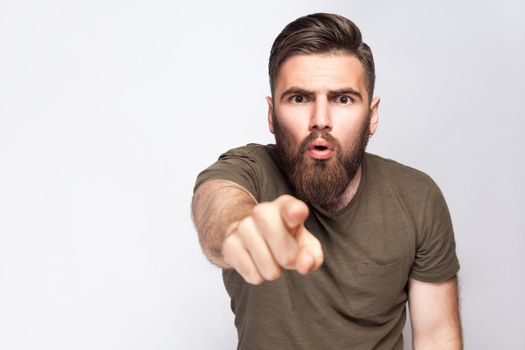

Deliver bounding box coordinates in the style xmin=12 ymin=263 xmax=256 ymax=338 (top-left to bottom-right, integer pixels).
xmin=291 ymin=95 xmax=309 ymax=103
xmin=335 ymin=95 xmax=352 ymax=104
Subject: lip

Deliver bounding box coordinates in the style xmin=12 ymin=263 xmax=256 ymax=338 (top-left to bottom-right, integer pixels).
xmin=307 ymin=138 xmax=334 ymax=159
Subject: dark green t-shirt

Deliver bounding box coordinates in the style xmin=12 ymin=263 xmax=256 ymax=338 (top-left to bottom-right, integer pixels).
xmin=194 ymin=144 xmax=460 ymax=350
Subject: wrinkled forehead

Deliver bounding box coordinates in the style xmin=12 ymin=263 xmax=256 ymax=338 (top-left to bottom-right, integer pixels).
xmin=274 ymin=53 xmax=368 ymax=98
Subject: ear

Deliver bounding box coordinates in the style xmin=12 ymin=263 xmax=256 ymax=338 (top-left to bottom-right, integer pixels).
xmin=368 ymin=96 xmax=380 ymax=137
xmin=266 ymin=96 xmax=275 ymax=134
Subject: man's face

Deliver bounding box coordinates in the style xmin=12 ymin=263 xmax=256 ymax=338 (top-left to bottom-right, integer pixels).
xmin=266 ymin=53 xmax=380 ymax=209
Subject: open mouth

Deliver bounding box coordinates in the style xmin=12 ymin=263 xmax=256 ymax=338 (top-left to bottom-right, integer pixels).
xmin=307 ymin=138 xmax=334 ymax=159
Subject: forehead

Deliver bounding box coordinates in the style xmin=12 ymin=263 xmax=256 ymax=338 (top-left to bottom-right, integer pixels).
xmin=275 ymin=53 xmax=367 ymax=96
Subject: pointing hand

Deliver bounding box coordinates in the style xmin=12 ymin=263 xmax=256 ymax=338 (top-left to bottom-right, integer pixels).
xmin=222 ymin=195 xmax=324 ymax=285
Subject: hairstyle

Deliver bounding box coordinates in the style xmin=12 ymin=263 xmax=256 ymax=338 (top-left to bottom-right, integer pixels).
xmin=268 ymin=13 xmax=375 ymax=102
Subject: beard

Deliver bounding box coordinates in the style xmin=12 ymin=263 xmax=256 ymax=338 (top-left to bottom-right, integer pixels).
xmin=273 ymin=114 xmax=371 ymax=210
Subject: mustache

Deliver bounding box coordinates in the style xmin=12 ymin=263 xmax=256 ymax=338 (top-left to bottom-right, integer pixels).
xmin=299 ymin=130 xmax=340 ymax=153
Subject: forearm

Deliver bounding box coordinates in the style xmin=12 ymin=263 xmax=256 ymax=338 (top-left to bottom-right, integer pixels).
xmin=412 ymin=322 xmax=462 ymax=349
xmin=191 ymin=180 xmax=257 ymax=268
xmin=410 ymin=276 xmax=463 ymax=350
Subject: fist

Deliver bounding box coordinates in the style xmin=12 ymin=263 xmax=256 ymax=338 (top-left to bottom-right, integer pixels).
xmin=222 ymin=194 xmax=324 ymax=285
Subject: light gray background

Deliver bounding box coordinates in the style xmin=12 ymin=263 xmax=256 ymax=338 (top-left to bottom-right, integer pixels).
xmin=1 ymin=1 xmax=524 ymax=349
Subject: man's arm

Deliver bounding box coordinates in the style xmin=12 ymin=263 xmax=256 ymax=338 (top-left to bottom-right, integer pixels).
xmin=191 ymin=179 xmax=257 ymax=268
xmin=408 ymin=276 xmax=462 ymax=349
xmin=191 ymin=179 xmax=323 ymax=284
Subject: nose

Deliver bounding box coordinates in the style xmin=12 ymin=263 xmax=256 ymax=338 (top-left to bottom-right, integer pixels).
xmin=309 ymin=97 xmax=332 ymax=132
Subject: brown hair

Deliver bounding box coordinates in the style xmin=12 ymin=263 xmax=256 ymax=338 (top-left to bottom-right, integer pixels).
xmin=268 ymin=13 xmax=375 ymax=101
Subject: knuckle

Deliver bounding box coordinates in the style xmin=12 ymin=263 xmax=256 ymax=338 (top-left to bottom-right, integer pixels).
xmin=277 ymin=251 xmax=295 ymax=268
xmin=264 ymin=267 xmax=282 ymax=281
xmin=236 ymin=263 xmax=262 ymax=285
xmin=222 ymin=234 xmax=237 ymax=253
xmin=221 ymin=240 xmax=238 ymax=264
xmin=237 ymin=264 xmax=253 ymax=281
xmin=236 ymin=217 xmax=252 ymax=235
xmin=247 ymin=272 xmax=264 ymax=285
xmin=223 ymin=230 xmax=237 ymax=243
xmin=278 ymin=194 xmax=293 ymax=202
xmin=278 ymin=194 xmax=303 ymax=208
xmin=251 ymin=202 xmax=270 ymax=220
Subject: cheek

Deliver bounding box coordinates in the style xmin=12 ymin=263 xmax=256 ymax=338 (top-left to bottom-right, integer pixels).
xmin=275 ymin=110 xmax=309 ymax=144
xmin=332 ymin=111 xmax=370 ymax=143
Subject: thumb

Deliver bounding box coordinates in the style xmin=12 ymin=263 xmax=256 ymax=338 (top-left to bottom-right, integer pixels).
xmin=276 ymin=195 xmax=309 ymax=231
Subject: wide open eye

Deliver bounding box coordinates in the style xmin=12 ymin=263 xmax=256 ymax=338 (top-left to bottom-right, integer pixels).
xmin=336 ymin=95 xmax=352 ymax=104
xmin=292 ymin=95 xmax=308 ymax=103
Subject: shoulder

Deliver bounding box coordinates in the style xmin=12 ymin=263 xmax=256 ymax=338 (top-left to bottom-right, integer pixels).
xmin=194 ymin=143 xmax=281 ymax=200
xmin=364 ymin=153 xmax=443 ymax=204
xmin=218 ymin=143 xmax=281 ymax=173
xmin=215 ymin=143 xmax=277 ymax=170
xmin=364 ymin=153 xmax=455 ymax=248
xmin=219 ymin=143 xmax=274 ymax=160
xmin=365 ymin=153 xmax=438 ymax=188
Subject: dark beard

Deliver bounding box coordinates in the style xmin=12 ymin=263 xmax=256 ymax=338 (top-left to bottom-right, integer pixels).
xmin=273 ymin=115 xmax=370 ymax=210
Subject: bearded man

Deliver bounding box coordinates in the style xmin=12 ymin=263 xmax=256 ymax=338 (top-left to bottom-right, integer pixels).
xmin=191 ymin=13 xmax=462 ymax=350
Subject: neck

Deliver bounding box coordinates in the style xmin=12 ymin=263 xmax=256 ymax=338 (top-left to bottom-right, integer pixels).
xmin=322 ymin=165 xmax=362 ymax=212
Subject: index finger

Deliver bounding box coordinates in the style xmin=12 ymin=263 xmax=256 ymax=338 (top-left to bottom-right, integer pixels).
xmin=275 ymin=195 xmax=309 ymax=232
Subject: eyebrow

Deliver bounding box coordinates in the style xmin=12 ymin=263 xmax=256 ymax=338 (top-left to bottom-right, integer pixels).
xmin=279 ymin=86 xmax=363 ymax=102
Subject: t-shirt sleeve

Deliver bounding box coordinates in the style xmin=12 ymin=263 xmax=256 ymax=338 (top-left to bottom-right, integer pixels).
xmin=410 ymin=183 xmax=460 ymax=282
xmin=193 ymin=146 xmax=261 ymax=201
